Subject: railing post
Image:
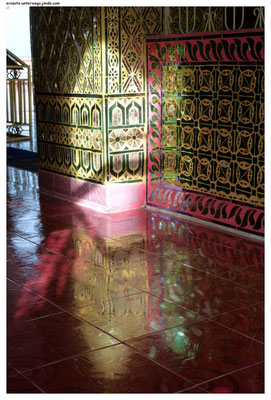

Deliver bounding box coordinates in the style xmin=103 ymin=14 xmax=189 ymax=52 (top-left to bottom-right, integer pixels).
xmin=6 ymin=49 xmax=33 ymax=141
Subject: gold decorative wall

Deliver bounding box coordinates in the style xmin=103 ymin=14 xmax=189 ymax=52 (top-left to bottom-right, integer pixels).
xmin=147 ymin=30 xmax=264 ymax=234
xmin=31 ymin=7 xmax=102 ymax=94
xmin=170 ymin=7 xmax=223 ymax=34
xmin=168 ymin=7 xmax=264 ymax=34
xmin=104 ymin=7 xmax=162 ymax=183
xmin=30 ymin=7 xmax=162 ymax=185
xmin=161 ymin=63 xmax=264 ymax=207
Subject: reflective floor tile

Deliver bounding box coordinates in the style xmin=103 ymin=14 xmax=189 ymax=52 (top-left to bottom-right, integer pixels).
xmin=7 ymin=234 xmax=40 ymax=259
xmin=8 ymin=312 xmax=119 ymax=372
xmin=246 ymin=262 xmax=264 ymax=274
xmin=7 ymin=204 xmax=40 ymax=220
xmin=26 ymin=228 xmax=117 ymax=261
xmin=210 ymin=302 xmax=264 ymax=343
xmin=7 ymin=374 xmax=43 ymax=393
xmin=38 ymin=198 xmax=85 ymax=217
xmin=220 ymin=266 xmax=264 ymax=292
xmin=147 ymin=237 xmax=263 ymax=273
xmin=26 ymin=272 xmax=142 ymax=310
xmin=85 ymin=215 xmax=148 ymax=240
xmin=135 ymin=263 xmax=263 ymax=317
xmin=8 ymin=217 xmax=73 ymax=239
xmin=7 ymin=363 xmax=19 ymax=378
xmin=178 ymin=223 xmax=247 ymax=247
xmin=180 ymin=385 xmax=209 ymax=393
xmin=7 ymin=279 xmax=49 ymax=311
xmin=7 ymin=248 xmax=73 ymax=286
xmin=7 ymin=277 xmax=62 ymax=321
xmin=147 ymin=214 xmax=264 ymax=263
xmin=8 ymin=288 xmax=62 ymax=322
xmin=7 ymin=187 xmax=39 ymax=202
xmin=233 ymin=238 xmax=264 ymax=265
xmin=7 ymin=167 xmax=38 ymax=185
xmin=52 ymin=208 xmax=112 ymax=229
xmin=7 ymin=208 xmax=43 ymax=223
xmin=70 ymin=292 xmax=201 ymax=342
xmin=125 ymin=320 xmax=264 ymax=384
xmin=28 ymin=228 xmax=151 ymax=267
xmin=6 ymin=164 xmax=264 ymax=394
xmin=149 ymin=243 xmax=259 ymax=277
xmin=145 ymin=225 xmax=240 ymax=253
xmin=200 ymin=363 xmax=264 ymax=393
xmin=23 ymin=229 xmax=77 ymax=258
xmin=7 ymin=200 xmax=42 ymax=217
xmin=23 ymin=344 xmax=192 ymax=393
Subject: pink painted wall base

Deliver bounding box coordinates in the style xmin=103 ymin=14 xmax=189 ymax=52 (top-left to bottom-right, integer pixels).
xmin=38 ymin=170 xmax=146 ymax=213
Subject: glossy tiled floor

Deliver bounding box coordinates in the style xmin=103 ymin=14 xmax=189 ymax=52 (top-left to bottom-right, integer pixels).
xmin=7 ymin=165 xmax=264 ymax=393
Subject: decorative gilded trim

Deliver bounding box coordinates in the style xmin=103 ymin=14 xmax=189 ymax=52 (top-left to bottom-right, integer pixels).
xmin=147 ymin=30 xmax=264 ymax=234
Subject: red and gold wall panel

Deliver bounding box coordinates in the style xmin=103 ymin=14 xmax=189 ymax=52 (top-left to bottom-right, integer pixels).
xmin=146 ymin=30 xmax=264 ymax=234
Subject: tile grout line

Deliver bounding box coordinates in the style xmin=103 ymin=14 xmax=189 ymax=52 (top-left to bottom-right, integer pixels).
xmin=8 ymin=279 xmax=228 ymax=384
xmin=118 ymin=341 xmax=197 ymax=386
xmin=177 ymin=361 xmax=264 ymax=393
xmin=7 ymin=231 xmax=264 ymax=291
xmin=7 ymin=370 xmax=45 ymax=393
xmin=24 ymin=311 xmax=65 ymax=323
xmin=130 ymin=283 xmax=264 ymax=319
xmin=7 ymin=166 xmax=264 ymax=393
xmin=208 ymin=318 xmax=264 ymax=345
xmin=9 ymin=342 xmax=122 ymax=377
xmin=7 ymin=280 xmax=128 ymax=347
xmin=7 ymin=275 xmax=264 ymax=338
xmin=178 ymin=261 xmax=265 ymax=293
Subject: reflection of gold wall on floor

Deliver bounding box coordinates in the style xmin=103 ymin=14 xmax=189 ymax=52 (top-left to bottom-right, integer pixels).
xmin=69 ymin=229 xmax=151 ymax=371
xmin=71 ymin=230 xmax=148 ymax=305
xmin=30 ymin=7 xmax=162 ymax=184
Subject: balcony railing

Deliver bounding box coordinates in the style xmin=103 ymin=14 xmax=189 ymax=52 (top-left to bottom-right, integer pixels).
xmin=6 ymin=49 xmax=33 ymax=141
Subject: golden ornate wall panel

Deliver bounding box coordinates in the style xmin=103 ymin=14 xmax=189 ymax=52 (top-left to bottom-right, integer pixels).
xmin=106 ymin=95 xmax=146 ymax=182
xmin=36 ymin=95 xmax=103 ymax=146
xmin=39 ymin=143 xmax=104 ymax=182
xmin=31 ymin=7 xmax=264 ymax=229
xmin=170 ymin=7 xmax=223 ymax=34
xmin=31 ymin=7 xmax=162 ymax=185
xmin=30 ymin=7 xmax=105 ymax=183
xmin=35 ymin=93 xmax=104 ymax=182
xmin=104 ymin=7 xmax=162 ymax=183
xmin=31 ymin=7 xmax=102 ymax=94
xmin=169 ymin=7 xmax=264 ymax=34
xmin=105 ymin=7 xmax=162 ymax=95
xmin=161 ymin=63 xmax=264 ymax=207
xmin=147 ymin=30 xmax=264 ymax=235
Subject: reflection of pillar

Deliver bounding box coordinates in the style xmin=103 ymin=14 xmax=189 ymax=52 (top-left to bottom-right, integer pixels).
xmin=30 ymin=7 xmax=163 ymax=212
xmin=70 ymin=224 xmax=152 ymax=372
xmin=72 ymin=230 xmax=149 ymax=304
xmin=68 ymin=207 xmax=149 ymax=310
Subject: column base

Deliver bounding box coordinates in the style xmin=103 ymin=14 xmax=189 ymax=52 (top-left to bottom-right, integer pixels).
xmin=38 ymin=170 xmax=146 ymax=213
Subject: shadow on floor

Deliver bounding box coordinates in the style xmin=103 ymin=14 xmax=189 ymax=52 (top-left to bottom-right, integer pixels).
xmin=7 ymin=147 xmax=38 ymax=173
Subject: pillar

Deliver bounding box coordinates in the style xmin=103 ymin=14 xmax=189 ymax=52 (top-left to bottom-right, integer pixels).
xmin=30 ymin=7 xmax=162 ymax=212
